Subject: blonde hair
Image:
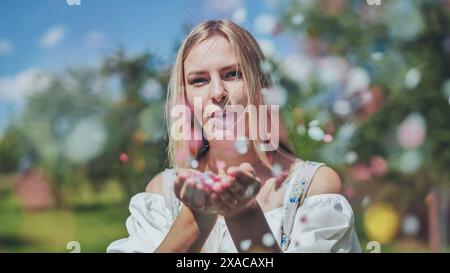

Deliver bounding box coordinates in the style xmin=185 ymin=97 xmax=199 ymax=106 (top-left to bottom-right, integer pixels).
xmin=166 ymin=19 xmax=295 ymax=171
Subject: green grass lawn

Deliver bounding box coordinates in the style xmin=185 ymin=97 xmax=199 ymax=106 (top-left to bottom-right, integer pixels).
xmin=0 ymin=176 xmax=130 ymax=253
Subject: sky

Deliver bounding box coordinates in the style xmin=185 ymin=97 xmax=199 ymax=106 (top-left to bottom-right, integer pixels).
xmin=0 ymin=0 xmax=298 ymax=134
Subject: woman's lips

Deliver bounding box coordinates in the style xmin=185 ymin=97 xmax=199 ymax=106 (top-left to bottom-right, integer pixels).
xmin=209 ymin=109 xmax=227 ymax=119
xmin=210 ymin=110 xmax=235 ymax=129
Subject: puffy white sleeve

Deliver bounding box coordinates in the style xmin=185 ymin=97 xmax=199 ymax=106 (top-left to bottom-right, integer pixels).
xmin=285 ymin=194 xmax=361 ymax=253
xmin=106 ymin=192 xmax=173 ymax=253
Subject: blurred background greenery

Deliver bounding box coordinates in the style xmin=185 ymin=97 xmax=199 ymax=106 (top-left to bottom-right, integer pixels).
xmin=0 ymin=0 xmax=449 ymax=252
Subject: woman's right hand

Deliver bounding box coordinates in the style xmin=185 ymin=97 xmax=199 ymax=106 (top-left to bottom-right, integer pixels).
xmin=173 ymin=168 xmax=226 ymax=214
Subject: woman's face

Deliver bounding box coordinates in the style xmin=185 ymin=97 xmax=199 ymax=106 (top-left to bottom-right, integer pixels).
xmin=184 ymin=35 xmax=248 ymax=140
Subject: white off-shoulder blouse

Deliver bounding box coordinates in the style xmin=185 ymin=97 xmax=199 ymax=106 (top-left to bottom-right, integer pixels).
xmin=107 ymin=161 xmax=361 ymax=253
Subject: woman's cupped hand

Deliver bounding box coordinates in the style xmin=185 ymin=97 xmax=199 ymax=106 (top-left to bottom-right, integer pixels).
xmin=174 ymin=163 xmax=263 ymax=217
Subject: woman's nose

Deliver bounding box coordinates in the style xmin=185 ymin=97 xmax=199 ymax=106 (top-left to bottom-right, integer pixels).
xmin=211 ymin=77 xmax=228 ymax=103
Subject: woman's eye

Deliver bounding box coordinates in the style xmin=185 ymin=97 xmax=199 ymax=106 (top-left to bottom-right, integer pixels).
xmin=190 ymin=78 xmax=207 ymax=86
xmin=224 ymin=70 xmax=242 ymax=80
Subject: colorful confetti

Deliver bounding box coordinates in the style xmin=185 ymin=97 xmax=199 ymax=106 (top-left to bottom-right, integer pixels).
xmin=404 ymin=68 xmax=421 ymax=89
xmin=291 ymin=13 xmax=304 ymax=26
xmin=261 ymin=86 xmax=288 ymax=106
xmin=190 ymin=159 xmax=199 ymax=169
xmin=244 ymin=185 xmax=256 ymax=198
xmin=308 ymin=126 xmax=324 ymax=141
xmin=370 ymin=156 xmax=388 ymax=177
xmin=254 ymin=14 xmax=278 ymax=36
xmin=193 ymin=172 xmax=220 ymax=190
xmin=119 ymin=152 xmax=128 ymax=162
xmin=262 ymin=232 xmax=275 ymax=247
xmin=345 ymin=151 xmax=358 ymax=164
xmin=231 ymin=7 xmax=246 ymax=24
xmin=260 ymin=60 xmax=273 ymax=74
xmin=396 ymin=112 xmax=426 ymax=150
xmin=399 ymin=150 xmax=423 ymax=174
xmin=239 ymin=239 xmax=252 ymax=251
xmin=234 ymin=138 xmax=249 ymax=155
xmin=271 ymin=163 xmax=283 ymax=177
xmin=344 ymin=187 xmax=355 ymax=200
xmin=323 ymin=134 xmax=333 ymax=143
xmin=345 ymin=67 xmax=370 ymax=95
xmin=333 ymin=100 xmax=352 ymax=117
xmin=402 ymin=214 xmax=420 ymax=236
xmin=361 ymin=196 xmax=371 ymax=209
xmin=65 ymin=117 xmax=107 ymax=164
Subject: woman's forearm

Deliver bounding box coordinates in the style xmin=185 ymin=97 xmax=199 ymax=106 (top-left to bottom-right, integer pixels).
xmin=155 ymin=205 xmax=217 ymax=252
xmin=224 ymin=202 xmax=282 ymax=253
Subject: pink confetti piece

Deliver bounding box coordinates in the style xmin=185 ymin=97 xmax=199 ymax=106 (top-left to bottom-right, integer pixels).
xmin=196 ymin=172 xmax=221 ymax=190
xmin=119 ymin=153 xmax=128 ymax=162
xmin=323 ymin=134 xmax=333 ymax=143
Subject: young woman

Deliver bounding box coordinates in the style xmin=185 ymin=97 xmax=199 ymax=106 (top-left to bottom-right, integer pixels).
xmin=107 ymin=20 xmax=361 ymax=253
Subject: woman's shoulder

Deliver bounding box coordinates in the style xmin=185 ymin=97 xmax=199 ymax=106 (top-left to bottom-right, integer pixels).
xmin=145 ymin=168 xmax=176 ymax=195
xmin=306 ymin=164 xmax=343 ymax=198
xmin=142 ymin=168 xmax=181 ymax=221
xmin=145 ymin=172 xmax=164 ymax=194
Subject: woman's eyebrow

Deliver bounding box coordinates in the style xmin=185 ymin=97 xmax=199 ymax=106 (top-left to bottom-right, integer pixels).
xmin=187 ymin=70 xmax=208 ymax=77
xmin=220 ymin=63 xmax=238 ymax=71
xmin=186 ymin=63 xmax=238 ymax=76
